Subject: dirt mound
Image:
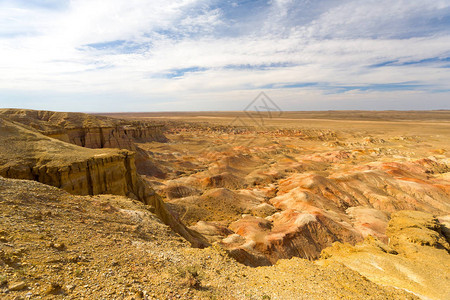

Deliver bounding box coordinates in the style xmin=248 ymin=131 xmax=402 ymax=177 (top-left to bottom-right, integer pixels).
xmin=346 ymin=206 xmax=389 ymax=242
xmin=164 ymin=184 xmax=201 ymax=200
xmin=387 ymin=210 xmax=450 ymax=253
xmin=169 ymin=188 xmax=263 ymax=225
xmin=189 ymin=221 xmax=234 ymax=242
xmin=202 ymin=172 xmax=247 ymax=189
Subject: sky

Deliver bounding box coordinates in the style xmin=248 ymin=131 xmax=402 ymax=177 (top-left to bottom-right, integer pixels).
xmin=0 ymin=0 xmax=449 ymax=112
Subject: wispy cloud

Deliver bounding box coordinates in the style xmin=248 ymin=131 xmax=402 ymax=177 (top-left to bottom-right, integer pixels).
xmin=0 ymin=0 xmax=449 ymax=111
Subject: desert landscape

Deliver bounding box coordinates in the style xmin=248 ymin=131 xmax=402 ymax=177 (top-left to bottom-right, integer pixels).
xmin=1 ymin=0 xmax=449 ymax=299
xmin=0 ymin=108 xmax=449 ymax=299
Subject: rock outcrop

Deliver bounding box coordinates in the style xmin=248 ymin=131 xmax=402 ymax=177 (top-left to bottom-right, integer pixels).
xmin=47 ymin=125 xmax=166 ymax=150
xmin=0 ymin=117 xmax=207 ymax=248
xmin=321 ymin=210 xmax=450 ymax=300
xmin=0 ymin=108 xmax=168 ymax=177
xmin=224 ymin=210 xmax=362 ymax=264
xmin=0 ymin=109 xmax=167 ymax=148
xmin=386 ymin=210 xmax=450 ymax=253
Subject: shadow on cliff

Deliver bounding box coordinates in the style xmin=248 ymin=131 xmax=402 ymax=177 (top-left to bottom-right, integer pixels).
xmin=0 ymin=109 xmax=209 ymax=248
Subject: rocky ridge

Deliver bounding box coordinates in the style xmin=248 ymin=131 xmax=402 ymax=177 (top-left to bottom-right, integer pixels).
xmin=0 ymin=109 xmax=168 ymax=177
xmin=0 ymin=109 xmax=167 ymax=149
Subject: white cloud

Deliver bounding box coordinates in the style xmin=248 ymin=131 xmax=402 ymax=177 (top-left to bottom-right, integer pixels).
xmin=307 ymin=0 xmax=450 ymax=38
xmin=0 ymin=0 xmax=449 ymax=111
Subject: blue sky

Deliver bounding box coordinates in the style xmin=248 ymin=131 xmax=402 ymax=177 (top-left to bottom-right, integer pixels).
xmin=0 ymin=0 xmax=449 ymax=111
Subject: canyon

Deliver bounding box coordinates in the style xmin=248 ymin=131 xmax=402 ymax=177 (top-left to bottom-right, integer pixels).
xmin=0 ymin=111 xmax=207 ymax=248
xmin=0 ymin=109 xmax=449 ymax=299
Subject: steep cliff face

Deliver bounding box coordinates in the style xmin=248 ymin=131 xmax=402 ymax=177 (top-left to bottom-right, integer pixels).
xmin=0 ymin=108 xmax=168 ymax=178
xmin=2 ymin=151 xmax=132 ymax=196
xmin=0 ymin=118 xmax=207 ymax=248
xmin=0 ymin=108 xmax=167 ymax=149
xmin=47 ymin=125 xmax=167 ymax=150
xmin=0 ymin=117 xmax=134 ymax=196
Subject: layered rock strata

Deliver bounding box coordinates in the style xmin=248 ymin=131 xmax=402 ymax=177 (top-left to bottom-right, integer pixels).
xmin=0 ymin=117 xmax=207 ymax=247
xmin=0 ymin=108 xmax=167 ymax=149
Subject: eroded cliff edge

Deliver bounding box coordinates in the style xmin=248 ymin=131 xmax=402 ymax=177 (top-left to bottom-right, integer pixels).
xmin=0 ymin=108 xmax=167 ymax=147
xmin=0 ymin=117 xmax=207 ymax=248
xmin=0 ymin=109 xmax=167 ymax=177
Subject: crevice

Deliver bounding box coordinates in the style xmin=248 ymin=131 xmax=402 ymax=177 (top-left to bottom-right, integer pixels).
xmin=86 ymin=160 xmax=94 ymax=195
xmin=99 ymin=127 xmax=105 ymax=148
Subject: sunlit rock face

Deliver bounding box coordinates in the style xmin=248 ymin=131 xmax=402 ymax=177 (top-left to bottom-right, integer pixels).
xmin=0 ymin=108 xmax=167 ymax=149
xmin=321 ymin=210 xmax=450 ymax=300
xmin=0 ymin=115 xmax=207 ymax=248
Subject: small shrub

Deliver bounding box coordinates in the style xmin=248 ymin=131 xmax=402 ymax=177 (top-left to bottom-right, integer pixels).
xmin=177 ymin=265 xmax=202 ymax=289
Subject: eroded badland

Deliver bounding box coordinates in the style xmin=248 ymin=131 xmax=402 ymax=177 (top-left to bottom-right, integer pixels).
xmin=0 ymin=109 xmax=449 ymax=299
